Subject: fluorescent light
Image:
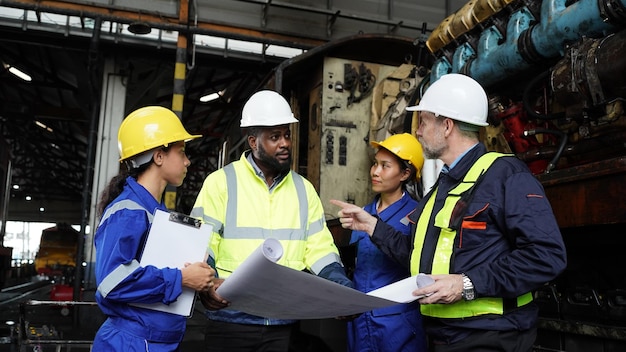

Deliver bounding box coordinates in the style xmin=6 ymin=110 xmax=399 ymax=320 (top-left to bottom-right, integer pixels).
xmin=35 ymin=120 xmax=53 ymax=132
xmin=7 ymin=65 xmax=32 ymax=82
xmin=200 ymin=90 xmax=225 ymax=103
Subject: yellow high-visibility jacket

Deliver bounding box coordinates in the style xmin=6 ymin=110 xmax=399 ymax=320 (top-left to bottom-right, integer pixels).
xmin=192 ymin=151 xmax=343 ymax=280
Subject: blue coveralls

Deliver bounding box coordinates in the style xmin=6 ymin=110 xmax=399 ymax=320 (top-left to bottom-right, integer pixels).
xmin=370 ymin=144 xmax=567 ymax=345
xmin=93 ymin=177 xmax=186 ymax=352
xmin=347 ymin=192 xmax=427 ymax=352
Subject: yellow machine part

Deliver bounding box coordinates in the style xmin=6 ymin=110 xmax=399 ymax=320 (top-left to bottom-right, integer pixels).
xmin=426 ymin=0 xmax=516 ymax=53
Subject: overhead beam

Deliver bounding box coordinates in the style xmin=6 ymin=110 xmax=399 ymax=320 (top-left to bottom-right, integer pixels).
xmin=2 ymin=0 xmax=326 ymax=49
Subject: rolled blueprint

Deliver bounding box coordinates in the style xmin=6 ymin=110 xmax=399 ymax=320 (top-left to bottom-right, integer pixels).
xmin=214 ymin=238 xmax=416 ymax=319
xmin=216 ymin=237 xmax=283 ymax=301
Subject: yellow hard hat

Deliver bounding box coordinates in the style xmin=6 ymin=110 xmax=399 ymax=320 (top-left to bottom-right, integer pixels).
xmin=370 ymin=133 xmax=424 ymax=179
xmin=118 ymin=106 xmax=201 ymax=162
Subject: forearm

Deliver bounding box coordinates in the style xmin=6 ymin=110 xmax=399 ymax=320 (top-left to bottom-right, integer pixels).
xmin=318 ymin=262 xmax=354 ymax=289
xmin=370 ymin=220 xmax=413 ymax=267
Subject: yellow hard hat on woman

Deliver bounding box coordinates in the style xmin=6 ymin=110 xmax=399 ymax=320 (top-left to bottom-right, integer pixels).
xmin=370 ymin=133 xmax=424 ymax=178
xmin=118 ymin=106 xmax=201 ymax=167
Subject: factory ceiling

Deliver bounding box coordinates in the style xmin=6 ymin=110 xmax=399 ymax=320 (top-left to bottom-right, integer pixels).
xmin=0 ymin=0 xmax=464 ymax=228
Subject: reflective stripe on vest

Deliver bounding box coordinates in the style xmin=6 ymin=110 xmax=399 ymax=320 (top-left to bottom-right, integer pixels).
xmin=411 ymin=152 xmax=533 ymax=318
xmin=97 ymin=199 xmax=152 ymax=297
xmin=223 ymin=163 xmax=308 ymax=240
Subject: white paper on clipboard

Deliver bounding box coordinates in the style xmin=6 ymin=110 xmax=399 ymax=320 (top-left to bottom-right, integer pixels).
xmin=131 ymin=209 xmax=212 ymax=316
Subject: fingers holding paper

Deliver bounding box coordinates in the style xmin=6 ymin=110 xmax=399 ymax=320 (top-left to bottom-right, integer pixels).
xmin=182 ymin=262 xmax=216 ymax=292
xmin=199 ymin=278 xmax=229 ymax=310
xmin=413 ymin=274 xmax=464 ymax=305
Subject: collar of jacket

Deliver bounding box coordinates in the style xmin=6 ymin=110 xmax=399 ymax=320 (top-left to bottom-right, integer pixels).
xmin=442 ymin=143 xmax=487 ymax=185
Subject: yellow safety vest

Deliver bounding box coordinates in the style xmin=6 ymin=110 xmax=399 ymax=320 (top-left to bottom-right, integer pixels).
xmin=191 ymin=152 xmax=342 ymax=278
xmin=411 ymin=152 xmax=533 ymax=318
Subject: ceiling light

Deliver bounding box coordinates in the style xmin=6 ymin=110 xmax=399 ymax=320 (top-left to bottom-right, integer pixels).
xmin=35 ymin=120 xmax=53 ymax=132
xmin=128 ymin=22 xmax=152 ymax=35
xmin=25 ymin=195 xmax=32 ymax=201
xmin=39 ymin=207 xmax=45 ymax=212
xmin=12 ymin=185 xmax=19 ymax=190
xmin=3 ymin=63 xmax=32 ymax=82
xmin=200 ymin=90 xmax=225 ymax=103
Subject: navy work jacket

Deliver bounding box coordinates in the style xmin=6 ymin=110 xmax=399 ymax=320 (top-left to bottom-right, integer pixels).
xmin=370 ymin=143 xmax=567 ymax=344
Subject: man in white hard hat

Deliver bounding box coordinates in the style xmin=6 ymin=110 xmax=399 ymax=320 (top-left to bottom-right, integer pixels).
xmin=331 ymin=74 xmax=566 ymax=351
xmin=192 ymin=90 xmax=353 ymax=352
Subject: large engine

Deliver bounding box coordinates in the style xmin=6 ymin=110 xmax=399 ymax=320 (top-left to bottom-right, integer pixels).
xmin=417 ymin=1 xmax=626 ymax=350
xmin=424 ymin=0 xmax=626 ymax=175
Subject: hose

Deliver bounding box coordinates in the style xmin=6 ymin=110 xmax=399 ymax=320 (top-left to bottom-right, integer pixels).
xmin=524 ymin=128 xmax=567 ymax=173
xmin=523 ymin=71 xmax=566 ymax=121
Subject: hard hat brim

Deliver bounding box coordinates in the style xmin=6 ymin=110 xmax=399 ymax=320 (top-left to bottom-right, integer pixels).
xmin=370 ymin=140 xmax=384 ymax=149
xmin=240 ymin=116 xmax=299 ymax=128
xmin=405 ymin=104 xmax=422 ymax=111
xmin=185 ymin=134 xmax=203 ymax=141
xmin=405 ymin=104 xmax=489 ymax=126
xmin=119 ymin=134 xmax=202 ymax=162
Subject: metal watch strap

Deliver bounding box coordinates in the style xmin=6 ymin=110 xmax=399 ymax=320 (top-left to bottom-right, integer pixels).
xmin=461 ymin=273 xmax=475 ymax=301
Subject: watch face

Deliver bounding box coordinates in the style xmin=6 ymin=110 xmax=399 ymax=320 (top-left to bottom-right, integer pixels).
xmin=461 ymin=274 xmax=474 ymax=301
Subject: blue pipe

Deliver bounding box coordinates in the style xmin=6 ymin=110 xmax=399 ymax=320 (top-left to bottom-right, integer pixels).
xmin=430 ymin=0 xmax=626 ymax=87
xmin=430 ymin=7 xmax=534 ymax=84
xmin=529 ymin=0 xmax=620 ymax=58
xmin=467 ymin=7 xmax=535 ymax=86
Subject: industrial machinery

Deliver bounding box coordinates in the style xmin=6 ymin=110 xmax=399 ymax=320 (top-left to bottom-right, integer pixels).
xmin=422 ymin=1 xmax=626 ymax=350
xmin=34 ymin=224 xmax=78 ymax=280
xmin=231 ymin=0 xmax=626 ymax=350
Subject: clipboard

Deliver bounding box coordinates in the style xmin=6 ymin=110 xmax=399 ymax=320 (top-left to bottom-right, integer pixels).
xmin=131 ymin=209 xmax=212 ymax=316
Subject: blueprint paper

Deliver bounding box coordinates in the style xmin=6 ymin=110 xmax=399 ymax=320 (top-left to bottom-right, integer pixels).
xmin=367 ymin=274 xmax=432 ymax=302
xmin=216 ymin=238 xmax=421 ymax=319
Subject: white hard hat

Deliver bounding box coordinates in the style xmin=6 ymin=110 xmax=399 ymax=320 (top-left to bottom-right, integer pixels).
xmin=240 ymin=90 xmax=299 ymax=127
xmin=406 ymin=73 xmax=489 ymax=127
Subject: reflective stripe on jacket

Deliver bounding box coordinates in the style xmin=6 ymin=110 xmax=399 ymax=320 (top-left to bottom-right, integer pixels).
xmin=191 ymin=151 xmax=343 ymax=324
xmin=94 ymin=176 xmax=186 ymax=346
xmin=370 ymin=144 xmax=566 ymax=343
xmin=347 ymin=193 xmax=426 ymax=352
xmin=411 ymin=153 xmax=532 ymax=319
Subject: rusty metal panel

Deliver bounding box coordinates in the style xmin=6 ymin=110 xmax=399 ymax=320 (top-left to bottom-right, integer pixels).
xmin=317 ymin=57 xmax=399 ymax=217
xmin=307 ymin=83 xmax=323 ymax=191
xmin=539 ymin=156 xmax=626 ymax=228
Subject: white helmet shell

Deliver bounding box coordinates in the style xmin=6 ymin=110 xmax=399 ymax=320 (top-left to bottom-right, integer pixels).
xmin=406 ymin=74 xmax=489 ymax=127
xmin=240 ymin=90 xmax=299 ymax=127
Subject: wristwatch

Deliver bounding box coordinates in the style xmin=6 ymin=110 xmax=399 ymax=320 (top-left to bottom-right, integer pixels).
xmin=461 ymin=273 xmax=475 ymax=301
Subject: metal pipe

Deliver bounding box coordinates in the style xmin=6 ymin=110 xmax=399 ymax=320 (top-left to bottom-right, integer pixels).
xmin=516 ymin=129 xmax=626 ymax=165
xmin=1 ymin=0 xmax=324 ymax=49
xmin=75 ymin=16 xmax=103 ymax=323
xmin=172 ymin=0 xmax=189 ymax=119
xmin=430 ymin=0 xmax=626 ymax=87
xmin=524 ymin=128 xmax=567 ymax=173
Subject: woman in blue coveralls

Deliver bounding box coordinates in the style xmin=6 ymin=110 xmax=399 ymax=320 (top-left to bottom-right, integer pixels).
xmin=92 ymin=106 xmax=216 ymax=352
xmin=347 ymin=133 xmax=427 ymax=352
